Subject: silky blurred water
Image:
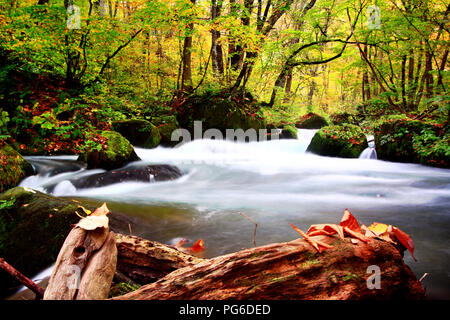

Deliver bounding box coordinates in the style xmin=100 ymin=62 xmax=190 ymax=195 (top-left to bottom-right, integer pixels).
xmin=20 ymin=129 xmax=450 ymax=299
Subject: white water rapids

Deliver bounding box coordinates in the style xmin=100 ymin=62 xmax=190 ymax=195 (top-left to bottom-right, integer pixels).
xmin=15 ymin=129 xmax=450 ymax=299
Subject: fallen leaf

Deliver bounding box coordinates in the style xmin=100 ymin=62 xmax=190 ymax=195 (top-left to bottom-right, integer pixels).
xmin=76 ymin=215 xmax=109 ymax=230
xmin=368 ymin=222 xmax=389 ymax=236
xmin=392 ymin=226 xmax=416 ymax=261
xmin=339 ymin=209 xmax=362 ymax=233
xmin=343 ymin=226 xmax=369 ymax=243
xmin=307 ymin=224 xmax=345 ymax=239
xmin=289 ymin=223 xmax=333 ymax=253
xmin=191 ymin=239 xmax=205 ymax=252
xmin=91 ymin=202 xmax=109 ymax=216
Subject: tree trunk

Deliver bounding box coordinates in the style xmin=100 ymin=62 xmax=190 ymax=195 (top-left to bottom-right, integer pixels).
xmin=211 ymin=0 xmax=224 ymax=77
xmin=181 ymin=0 xmax=196 ymax=93
xmin=112 ymin=235 xmax=425 ymax=300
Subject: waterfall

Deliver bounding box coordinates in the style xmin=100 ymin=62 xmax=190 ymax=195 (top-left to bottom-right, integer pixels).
xmin=359 ymin=134 xmax=377 ymax=160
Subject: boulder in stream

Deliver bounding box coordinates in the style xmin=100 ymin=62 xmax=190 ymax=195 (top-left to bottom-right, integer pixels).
xmin=112 ymin=119 xmax=161 ymax=149
xmin=295 ymin=112 xmax=329 ymax=129
xmin=307 ymin=124 xmax=368 ymax=158
xmin=69 ymin=164 xmax=183 ymax=189
xmin=78 ymin=131 xmax=141 ymax=170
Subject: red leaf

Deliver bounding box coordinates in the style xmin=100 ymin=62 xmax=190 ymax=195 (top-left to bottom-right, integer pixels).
xmin=392 ymin=226 xmax=416 ymax=261
xmin=339 ymin=209 xmax=362 ymax=233
xmin=191 ymin=239 xmax=205 ymax=252
xmin=289 ymin=223 xmax=333 ymax=253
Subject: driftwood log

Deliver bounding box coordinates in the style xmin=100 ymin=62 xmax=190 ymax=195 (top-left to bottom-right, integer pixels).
xmin=43 ymin=227 xmax=117 ymax=300
xmin=112 ymin=235 xmax=425 ymax=300
xmin=115 ymin=234 xmax=205 ymax=285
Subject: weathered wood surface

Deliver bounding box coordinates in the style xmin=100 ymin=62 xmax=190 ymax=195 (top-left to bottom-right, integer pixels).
xmin=112 ymin=235 xmax=425 ymax=300
xmin=115 ymin=234 xmax=205 ymax=285
xmin=43 ymin=227 xmax=117 ymax=300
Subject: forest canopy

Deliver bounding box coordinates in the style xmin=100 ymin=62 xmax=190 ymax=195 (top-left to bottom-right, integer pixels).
xmin=0 ymin=0 xmax=448 ymax=156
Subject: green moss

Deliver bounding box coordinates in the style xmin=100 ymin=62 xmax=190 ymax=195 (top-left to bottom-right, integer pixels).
xmin=0 ymin=142 xmax=34 ymax=193
xmin=112 ymin=119 xmax=161 ymax=149
xmin=0 ymin=187 xmax=87 ymax=298
xmin=78 ymin=130 xmax=141 ymax=170
xmin=299 ymin=259 xmax=321 ymax=269
xmin=295 ymin=113 xmax=328 ymax=129
xmin=306 ymin=124 xmax=368 ymax=158
xmin=152 ymin=116 xmax=179 ymax=146
xmin=281 ymin=125 xmax=298 ymax=139
xmin=109 ymin=282 xmax=141 ymax=298
xmin=342 ymin=273 xmax=360 ymax=281
xmin=373 ymin=117 xmax=448 ymax=168
xmin=269 ymin=274 xmax=297 ymax=284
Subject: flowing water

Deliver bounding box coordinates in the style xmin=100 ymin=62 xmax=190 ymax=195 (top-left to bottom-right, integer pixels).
xmin=17 ymin=129 xmax=450 ymax=299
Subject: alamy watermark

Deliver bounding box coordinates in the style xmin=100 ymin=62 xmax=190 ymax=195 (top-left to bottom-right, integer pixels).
xmin=366 ymin=265 xmax=381 ymax=289
xmin=367 ymin=5 xmax=381 ymax=30
xmin=171 ymin=120 xmax=280 ymax=147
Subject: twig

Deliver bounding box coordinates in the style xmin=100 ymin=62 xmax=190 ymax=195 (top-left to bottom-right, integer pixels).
xmin=0 ymin=258 xmax=45 ymax=299
xmin=238 ymin=211 xmax=258 ymax=247
xmin=128 ymin=223 xmax=133 ymax=236
xmin=419 ymin=273 xmax=429 ymax=283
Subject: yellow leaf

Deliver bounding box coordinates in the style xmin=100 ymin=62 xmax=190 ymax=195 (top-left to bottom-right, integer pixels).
xmin=368 ymin=222 xmax=389 ymax=235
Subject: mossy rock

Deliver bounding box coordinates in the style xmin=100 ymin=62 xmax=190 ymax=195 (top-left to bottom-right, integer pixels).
xmin=295 ymin=113 xmax=328 ymax=129
xmin=374 ymin=118 xmax=447 ymax=166
xmin=306 ymin=124 xmax=368 ymax=158
xmin=0 ymin=142 xmax=34 ymax=193
xmin=78 ymin=131 xmax=141 ymax=170
xmin=280 ymin=125 xmax=298 ymax=139
xmin=0 ymin=187 xmax=87 ymax=298
xmin=330 ymin=112 xmax=358 ymax=125
xmin=112 ymin=119 xmax=161 ymax=149
xmin=176 ymin=90 xmax=266 ymax=137
xmin=151 ymin=115 xmax=179 ymax=146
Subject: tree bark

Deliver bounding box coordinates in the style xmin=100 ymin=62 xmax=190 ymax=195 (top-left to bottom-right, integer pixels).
xmin=112 ymin=235 xmax=425 ymax=300
xmin=211 ymin=0 xmax=224 ymax=77
xmin=181 ymin=0 xmax=196 ymax=93
xmin=115 ymin=234 xmax=205 ymax=285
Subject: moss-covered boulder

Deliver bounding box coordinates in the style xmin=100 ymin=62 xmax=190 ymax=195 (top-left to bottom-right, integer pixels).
xmin=0 ymin=142 xmax=34 ymax=193
xmin=295 ymin=113 xmax=328 ymax=129
xmin=0 ymin=187 xmax=86 ymax=298
xmin=330 ymin=112 xmax=358 ymax=125
xmin=306 ymin=124 xmax=368 ymax=158
xmin=374 ymin=117 xmax=449 ymax=167
xmin=280 ymin=125 xmax=298 ymax=139
xmin=112 ymin=119 xmax=161 ymax=149
xmin=151 ymin=115 xmax=179 ymax=146
xmin=78 ymin=131 xmax=141 ymax=170
xmin=176 ymin=90 xmax=266 ymax=136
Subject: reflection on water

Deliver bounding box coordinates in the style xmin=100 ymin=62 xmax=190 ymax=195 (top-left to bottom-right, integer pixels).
xmin=19 ymin=129 xmax=450 ymax=299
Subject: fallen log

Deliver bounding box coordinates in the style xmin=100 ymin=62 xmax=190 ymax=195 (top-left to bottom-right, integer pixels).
xmin=115 ymin=234 xmax=205 ymax=285
xmin=112 ymin=235 xmax=425 ymax=300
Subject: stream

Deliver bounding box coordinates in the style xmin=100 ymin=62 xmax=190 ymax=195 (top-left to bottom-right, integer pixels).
xmin=17 ymin=129 xmax=450 ymax=299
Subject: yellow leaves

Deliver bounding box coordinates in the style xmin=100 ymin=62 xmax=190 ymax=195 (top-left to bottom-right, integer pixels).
xmin=367 ymin=222 xmax=389 ymax=235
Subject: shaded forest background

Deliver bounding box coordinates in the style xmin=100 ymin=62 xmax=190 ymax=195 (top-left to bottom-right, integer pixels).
xmin=0 ymin=0 xmax=448 ymax=155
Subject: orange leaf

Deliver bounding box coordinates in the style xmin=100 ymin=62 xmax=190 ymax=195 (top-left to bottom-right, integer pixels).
xmin=191 ymin=239 xmax=205 ymax=252
xmin=91 ymin=202 xmax=110 ymax=216
xmin=343 ymin=226 xmax=369 ymax=243
xmin=392 ymin=226 xmax=416 ymax=261
xmin=339 ymin=209 xmax=362 ymax=233
xmin=289 ymin=223 xmax=333 ymax=253
xmin=307 ymin=224 xmax=345 ymax=239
